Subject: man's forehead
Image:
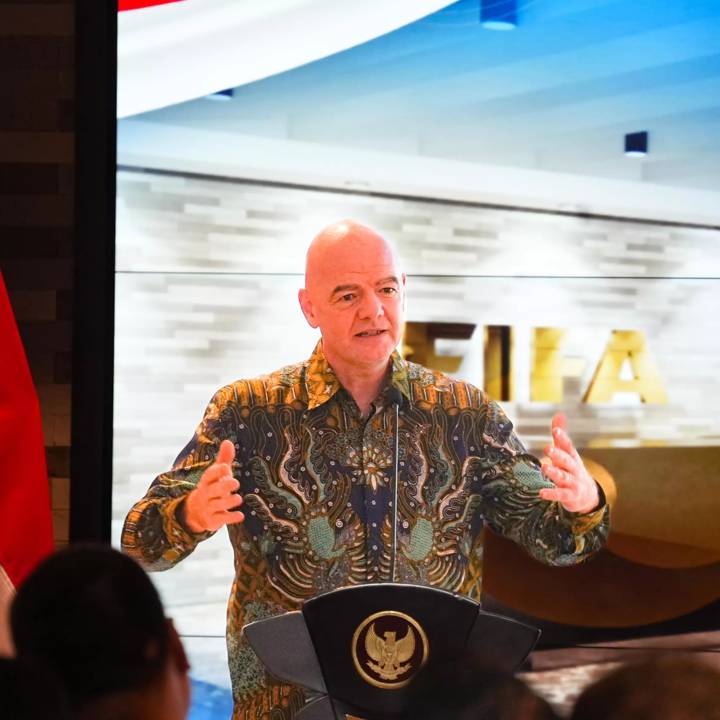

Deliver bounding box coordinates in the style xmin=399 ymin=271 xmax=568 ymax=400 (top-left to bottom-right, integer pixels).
xmin=311 ymin=253 xmax=399 ymax=282
xmin=320 ymin=241 xmax=396 ymax=265
xmin=320 ymin=262 xmax=398 ymax=283
xmin=304 ymin=222 xmax=403 ymax=287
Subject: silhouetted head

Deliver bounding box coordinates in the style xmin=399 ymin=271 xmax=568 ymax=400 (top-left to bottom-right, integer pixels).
xmin=403 ymin=661 xmax=560 ymax=720
xmin=11 ymin=545 xmax=190 ymax=720
xmin=570 ymin=654 xmax=720 ymax=720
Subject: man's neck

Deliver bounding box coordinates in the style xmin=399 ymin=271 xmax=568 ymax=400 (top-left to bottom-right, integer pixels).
xmin=324 ymin=351 xmax=390 ymax=418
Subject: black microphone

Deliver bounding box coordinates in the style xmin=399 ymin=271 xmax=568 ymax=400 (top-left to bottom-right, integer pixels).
xmin=386 ymin=387 xmax=404 ymax=409
xmin=386 ymin=388 xmax=403 ymax=582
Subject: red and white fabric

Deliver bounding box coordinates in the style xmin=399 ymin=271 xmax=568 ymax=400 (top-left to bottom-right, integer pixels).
xmin=117 ymin=0 xmax=455 ymax=117
xmin=0 ymin=270 xmax=54 ymax=651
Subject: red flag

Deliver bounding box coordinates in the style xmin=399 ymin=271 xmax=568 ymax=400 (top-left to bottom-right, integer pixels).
xmin=0 ymin=271 xmax=54 ymax=590
xmin=119 ymin=0 xmax=185 ymax=11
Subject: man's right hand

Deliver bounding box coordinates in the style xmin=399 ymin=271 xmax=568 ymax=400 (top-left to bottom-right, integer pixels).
xmin=181 ymin=439 xmax=244 ymax=533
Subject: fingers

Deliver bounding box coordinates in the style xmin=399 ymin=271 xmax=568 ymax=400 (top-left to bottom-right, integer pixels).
xmin=203 ymin=479 xmax=242 ymax=511
xmin=551 ymin=412 xmax=567 ymax=433
xmin=200 ymin=441 xmax=238 ymax=487
xmin=542 ymin=464 xmax=575 ymax=488
xmin=550 ymin=425 xmax=576 ymax=454
xmin=204 ymin=509 xmax=245 ymax=531
xmin=543 ymin=445 xmax=581 ymax=476
xmin=216 ymin=439 xmax=235 ymax=465
xmin=187 ymin=490 xmax=244 ymax=532
xmin=184 ymin=442 xmax=244 ymax=532
xmin=219 ymin=492 xmax=243 ymax=511
xmin=201 ymin=463 xmax=233 ymax=485
xmin=539 ymin=487 xmax=573 ymax=505
xmin=550 ymin=425 xmax=583 ymax=467
xmin=206 ymin=476 xmax=240 ymax=499
xmin=215 ymin=510 xmax=245 ymax=526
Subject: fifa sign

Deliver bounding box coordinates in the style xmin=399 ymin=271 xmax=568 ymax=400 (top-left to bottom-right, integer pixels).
xmin=403 ymin=324 xmax=667 ymax=405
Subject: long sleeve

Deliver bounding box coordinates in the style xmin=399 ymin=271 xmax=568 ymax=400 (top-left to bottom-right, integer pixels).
xmin=477 ymin=400 xmax=609 ymax=567
xmin=121 ymin=387 xmax=234 ymax=570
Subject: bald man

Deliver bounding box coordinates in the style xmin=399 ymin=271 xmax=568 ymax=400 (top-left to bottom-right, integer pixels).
xmin=123 ymin=220 xmax=609 ymax=720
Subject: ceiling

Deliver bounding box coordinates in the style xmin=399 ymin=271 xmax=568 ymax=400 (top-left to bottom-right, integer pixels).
xmin=134 ymin=0 xmax=720 ymax=192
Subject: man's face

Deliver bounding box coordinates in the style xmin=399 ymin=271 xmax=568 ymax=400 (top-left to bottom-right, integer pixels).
xmin=299 ymin=227 xmax=406 ymax=373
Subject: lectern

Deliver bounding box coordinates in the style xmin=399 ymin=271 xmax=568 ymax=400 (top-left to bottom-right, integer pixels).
xmin=243 ymin=584 xmax=539 ymax=720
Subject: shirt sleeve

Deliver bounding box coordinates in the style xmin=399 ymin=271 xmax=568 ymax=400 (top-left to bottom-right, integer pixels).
xmin=477 ymin=399 xmax=610 ymax=567
xmin=121 ymin=385 xmax=236 ymax=570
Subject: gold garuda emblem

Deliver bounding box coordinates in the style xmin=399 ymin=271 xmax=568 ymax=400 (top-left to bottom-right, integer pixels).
xmin=351 ymin=611 xmax=429 ymax=689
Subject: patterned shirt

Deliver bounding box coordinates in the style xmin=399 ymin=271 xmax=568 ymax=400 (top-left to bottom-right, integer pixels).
xmin=122 ymin=341 xmax=609 ymax=719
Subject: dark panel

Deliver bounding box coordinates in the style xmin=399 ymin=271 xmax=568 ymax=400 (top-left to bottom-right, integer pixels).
xmin=54 ymin=350 xmax=72 ymax=384
xmin=69 ymin=0 xmax=116 ymax=543
xmin=0 ymin=227 xmax=73 ymax=257
xmin=0 ymin=164 xmax=59 ymax=194
xmin=0 ymin=37 xmax=74 ymax=70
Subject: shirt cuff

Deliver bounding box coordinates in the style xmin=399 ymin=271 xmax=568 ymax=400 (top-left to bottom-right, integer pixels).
xmin=159 ymin=495 xmax=214 ymax=563
xmin=565 ymin=483 xmax=609 ymax=535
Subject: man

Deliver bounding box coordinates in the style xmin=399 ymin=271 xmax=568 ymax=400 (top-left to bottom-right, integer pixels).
xmin=11 ymin=545 xmax=191 ymax=720
xmin=570 ymin=655 xmax=720 ymax=720
xmin=122 ymin=220 xmax=609 ymax=720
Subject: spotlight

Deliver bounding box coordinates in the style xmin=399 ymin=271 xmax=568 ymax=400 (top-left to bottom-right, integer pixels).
xmin=480 ymin=0 xmax=517 ymax=30
xmin=624 ymin=131 xmax=649 ymax=157
xmin=205 ymin=89 xmax=234 ymax=102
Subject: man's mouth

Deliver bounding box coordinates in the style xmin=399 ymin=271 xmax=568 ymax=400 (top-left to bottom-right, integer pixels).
xmin=356 ymin=329 xmax=387 ymax=337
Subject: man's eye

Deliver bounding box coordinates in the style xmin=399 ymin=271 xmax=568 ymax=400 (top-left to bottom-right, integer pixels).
xmin=340 ymin=293 xmax=355 ymax=302
xmin=380 ymin=287 xmax=397 ymax=295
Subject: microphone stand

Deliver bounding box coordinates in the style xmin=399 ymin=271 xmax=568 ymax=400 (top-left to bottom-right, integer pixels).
xmin=389 ymin=392 xmax=401 ymax=583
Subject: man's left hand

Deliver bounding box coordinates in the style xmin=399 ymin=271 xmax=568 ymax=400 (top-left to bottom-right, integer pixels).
xmin=539 ymin=413 xmax=599 ymax=514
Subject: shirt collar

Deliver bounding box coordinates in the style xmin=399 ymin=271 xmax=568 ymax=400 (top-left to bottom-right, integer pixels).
xmin=304 ymin=340 xmax=412 ymax=411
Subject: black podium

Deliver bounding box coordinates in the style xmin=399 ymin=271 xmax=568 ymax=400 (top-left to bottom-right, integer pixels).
xmin=243 ymin=584 xmax=539 ymax=720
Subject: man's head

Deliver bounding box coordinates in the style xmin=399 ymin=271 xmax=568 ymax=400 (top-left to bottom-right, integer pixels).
xmin=298 ymin=220 xmax=406 ymax=374
xmin=570 ymin=655 xmax=720 ymax=720
xmin=11 ymin=545 xmax=190 ymax=720
xmin=404 ymin=662 xmax=559 ymax=720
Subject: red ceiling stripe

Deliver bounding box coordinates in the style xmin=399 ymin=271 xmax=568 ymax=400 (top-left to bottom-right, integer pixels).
xmin=118 ymin=0 xmax=185 ymax=11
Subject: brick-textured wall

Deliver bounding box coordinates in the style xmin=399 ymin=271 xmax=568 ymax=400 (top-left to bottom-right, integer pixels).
xmin=0 ymin=1 xmax=75 ymax=548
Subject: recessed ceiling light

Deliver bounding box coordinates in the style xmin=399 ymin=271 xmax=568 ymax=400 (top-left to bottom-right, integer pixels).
xmin=480 ymin=0 xmax=517 ymax=30
xmin=625 ymin=131 xmax=649 ymax=157
xmin=204 ymin=89 xmax=234 ymax=102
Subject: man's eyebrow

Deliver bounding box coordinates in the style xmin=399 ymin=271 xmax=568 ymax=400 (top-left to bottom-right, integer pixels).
xmin=330 ymin=283 xmax=359 ymax=296
xmin=330 ymin=277 xmax=399 ymax=296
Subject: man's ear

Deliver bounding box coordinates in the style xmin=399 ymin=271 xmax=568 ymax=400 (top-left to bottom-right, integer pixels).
xmin=298 ymin=288 xmax=319 ymax=329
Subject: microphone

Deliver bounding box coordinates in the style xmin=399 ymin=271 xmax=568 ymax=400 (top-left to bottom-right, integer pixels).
xmin=386 ymin=387 xmax=403 ymax=410
xmin=386 ymin=388 xmax=403 ymax=582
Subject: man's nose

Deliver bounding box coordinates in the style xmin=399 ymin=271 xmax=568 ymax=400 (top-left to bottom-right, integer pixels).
xmin=358 ymin=292 xmax=384 ymax=319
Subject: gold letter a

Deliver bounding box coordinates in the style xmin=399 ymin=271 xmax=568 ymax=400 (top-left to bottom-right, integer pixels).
xmin=583 ymin=330 xmax=667 ymax=404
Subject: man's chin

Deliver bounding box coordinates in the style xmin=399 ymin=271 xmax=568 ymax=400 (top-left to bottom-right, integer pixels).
xmin=351 ymin=341 xmax=396 ymax=365
xmin=345 ymin=330 xmax=382 ymax=347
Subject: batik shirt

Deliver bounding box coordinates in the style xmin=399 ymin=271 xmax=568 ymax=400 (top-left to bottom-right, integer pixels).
xmin=122 ymin=341 xmax=609 ymax=720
